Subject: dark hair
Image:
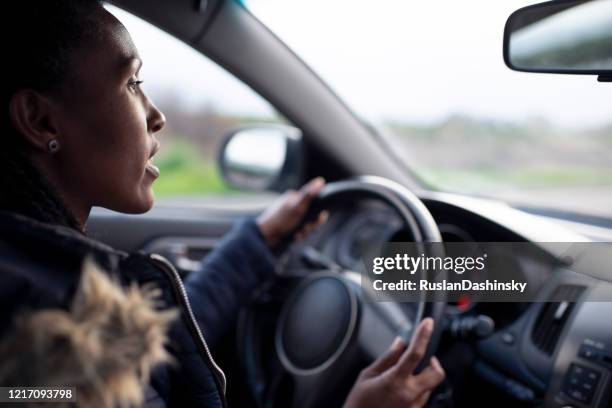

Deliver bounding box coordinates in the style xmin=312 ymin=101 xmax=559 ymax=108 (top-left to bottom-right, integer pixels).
xmin=3 ymin=0 xmax=105 ymax=230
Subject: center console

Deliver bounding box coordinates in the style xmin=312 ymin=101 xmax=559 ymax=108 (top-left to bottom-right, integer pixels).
xmin=546 ymin=284 xmax=612 ymax=408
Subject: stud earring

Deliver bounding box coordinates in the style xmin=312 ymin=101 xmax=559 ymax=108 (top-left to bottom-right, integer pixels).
xmin=47 ymin=139 xmax=60 ymax=154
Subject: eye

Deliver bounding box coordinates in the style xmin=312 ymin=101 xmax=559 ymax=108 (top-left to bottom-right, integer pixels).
xmin=128 ymin=78 xmax=144 ymax=91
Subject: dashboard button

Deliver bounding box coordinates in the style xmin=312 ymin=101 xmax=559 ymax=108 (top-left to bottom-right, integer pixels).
xmin=563 ymin=363 xmax=601 ymax=404
xmin=578 ymin=344 xmax=599 ymax=361
xmin=501 ymin=332 xmax=515 ymax=345
xmin=568 ymin=389 xmax=587 ymax=403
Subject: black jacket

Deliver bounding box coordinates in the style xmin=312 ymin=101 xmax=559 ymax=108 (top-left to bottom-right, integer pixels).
xmin=0 ymin=211 xmax=277 ymax=407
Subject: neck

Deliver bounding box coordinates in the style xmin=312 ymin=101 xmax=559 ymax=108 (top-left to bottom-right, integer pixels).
xmin=68 ymin=203 xmax=90 ymax=233
xmin=50 ymin=183 xmax=91 ymax=233
xmin=29 ymin=153 xmax=91 ymax=233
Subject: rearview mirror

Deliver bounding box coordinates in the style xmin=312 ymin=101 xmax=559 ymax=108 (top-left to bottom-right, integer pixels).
xmin=504 ymin=0 xmax=612 ymax=80
xmin=218 ymin=125 xmax=304 ymax=192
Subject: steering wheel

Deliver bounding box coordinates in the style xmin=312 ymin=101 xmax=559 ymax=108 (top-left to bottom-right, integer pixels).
xmin=237 ymin=176 xmax=446 ymax=408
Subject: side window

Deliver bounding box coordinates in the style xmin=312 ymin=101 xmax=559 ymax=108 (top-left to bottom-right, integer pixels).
xmin=107 ymin=5 xmax=285 ymax=197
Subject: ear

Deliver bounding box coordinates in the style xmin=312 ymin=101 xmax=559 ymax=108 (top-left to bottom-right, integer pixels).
xmin=8 ymin=89 xmax=62 ymax=152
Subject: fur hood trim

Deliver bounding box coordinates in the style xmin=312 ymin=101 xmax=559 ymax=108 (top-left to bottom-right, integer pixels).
xmin=0 ymin=257 xmax=177 ymax=408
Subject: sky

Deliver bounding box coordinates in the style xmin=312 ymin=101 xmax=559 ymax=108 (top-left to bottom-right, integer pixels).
xmin=108 ymin=0 xmax=611 ymax=128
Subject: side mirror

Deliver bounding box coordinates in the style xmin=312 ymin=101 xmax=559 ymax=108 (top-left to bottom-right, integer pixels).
xmin=218 ymin=125 xmax=304 ymax=192
xmin=504 ymin=0 xmax=612 ymax=81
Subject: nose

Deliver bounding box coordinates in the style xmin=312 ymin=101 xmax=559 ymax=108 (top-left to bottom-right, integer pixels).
xmin=147 ymin=100 xmax=166 ymax=134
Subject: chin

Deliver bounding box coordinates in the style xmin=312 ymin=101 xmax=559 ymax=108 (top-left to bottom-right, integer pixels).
xmin=106 ymin=190 xmax=155 ymax=214
xmin=132 ymin=193 xmax=155 ymax=213
xmin=132 ymin=200 xmax=154 ymax=214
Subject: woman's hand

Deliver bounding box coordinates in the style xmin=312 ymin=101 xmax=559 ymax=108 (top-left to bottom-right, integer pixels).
xmin=256 ymin=177 xmax=329 ymax=248
xmin=344 ymin=318 xmax=445 ymax=408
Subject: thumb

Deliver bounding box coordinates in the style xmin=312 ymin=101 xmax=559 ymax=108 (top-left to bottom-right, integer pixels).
xmin=364 ymin=337 xmax=406 ymax=375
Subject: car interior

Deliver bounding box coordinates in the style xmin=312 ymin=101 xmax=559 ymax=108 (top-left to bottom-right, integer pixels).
xmin=80 ymin=1 xmax=612 ymax=407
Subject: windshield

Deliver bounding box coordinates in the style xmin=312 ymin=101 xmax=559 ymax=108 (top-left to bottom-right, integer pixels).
xmin=247 ymin=0 xmax=612 ymax=219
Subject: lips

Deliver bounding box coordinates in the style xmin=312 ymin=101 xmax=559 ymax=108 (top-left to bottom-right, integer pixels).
xmin=146 ymin=159 xmax=160 ymax=178
xmin=146 ymin=142 xmax=161 ymax=178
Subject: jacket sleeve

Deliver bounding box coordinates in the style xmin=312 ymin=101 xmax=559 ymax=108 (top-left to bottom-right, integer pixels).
xmin=184 ymin=216 xmax=277 ymax=348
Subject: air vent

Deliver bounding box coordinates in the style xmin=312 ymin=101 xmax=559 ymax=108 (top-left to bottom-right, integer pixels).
xmin=531 ymin=285 xmax=585 ymax=356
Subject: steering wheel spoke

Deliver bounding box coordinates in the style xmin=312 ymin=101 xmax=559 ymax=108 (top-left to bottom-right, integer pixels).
xmin=355 ymin=295 xmax=416 ymax=361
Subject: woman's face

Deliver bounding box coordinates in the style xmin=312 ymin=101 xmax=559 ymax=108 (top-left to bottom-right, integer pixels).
xmin=51 ymin=10 xmax=165 ymax=216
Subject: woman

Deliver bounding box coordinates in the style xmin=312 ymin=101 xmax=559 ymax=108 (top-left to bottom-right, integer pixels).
xmin=1 ymin=1 xmax=444 ymax=407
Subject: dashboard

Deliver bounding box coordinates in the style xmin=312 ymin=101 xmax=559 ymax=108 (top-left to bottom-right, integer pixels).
xmin=291 ymin=195 xmax=612 ymax=408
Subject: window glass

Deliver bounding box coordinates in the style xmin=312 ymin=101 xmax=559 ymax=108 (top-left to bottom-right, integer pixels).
xmin=248 ymin=0 xmax=612 ymax=218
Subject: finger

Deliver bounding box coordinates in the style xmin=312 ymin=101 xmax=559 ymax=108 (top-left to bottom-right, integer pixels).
xmin=301 ymin=177 xmax=325 ymax=197
xmin=300 ymin=211 xmax=329 ymax=232
xmin=294 ymin=211 xmax=329 ymax=242
xmin=395 ymin=318 xmax=434 ymax=377
xmin=296 ymin=177 xmax=325 ymax=207
xmin=283 ymin=194 xmax=310 ymax=229
xmin=411 ymin=356 xmax=445 ymax=395
xmin=364 ymin=337 xmax=407 ymax=374
xmin=302 ymin=219 xmax=320 ymax=234
xmin=316 ymin=210 xmax=330 ymax=225
xmin=303 ymin=212 xmax=326 ymax=227
xmin=301 ymin=223 xmax=316 ymax=236
xmin=411 ymin=390 xmax=432 ymax=408
xmin=286 ymin=190 xmax=303 ymax=209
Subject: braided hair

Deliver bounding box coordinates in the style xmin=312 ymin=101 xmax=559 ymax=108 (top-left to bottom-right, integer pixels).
xmin=4 ymin=0 xmax=105 ymax=230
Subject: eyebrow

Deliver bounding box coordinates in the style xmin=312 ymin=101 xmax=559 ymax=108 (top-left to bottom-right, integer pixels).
xmin=119 ymin=56 xmax=143 ymax=74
